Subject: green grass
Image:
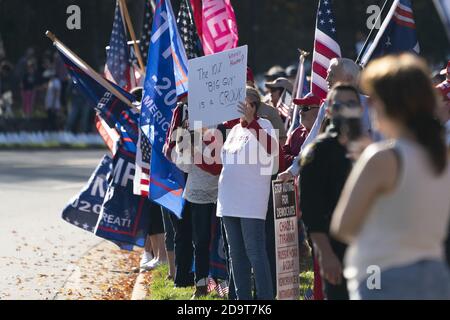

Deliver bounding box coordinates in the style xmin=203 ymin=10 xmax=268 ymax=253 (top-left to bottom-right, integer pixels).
xmin=147 ymin=264 xmax=225 ymax=300
xmin=147 ymin=256 xmax=314 ymax=300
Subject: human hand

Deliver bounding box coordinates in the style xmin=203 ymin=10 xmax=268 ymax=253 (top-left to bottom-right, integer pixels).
xmin=319 ymin=251 xmax=343 ymax=285
xmin=277 ymin=170 xmax=294 ymax=182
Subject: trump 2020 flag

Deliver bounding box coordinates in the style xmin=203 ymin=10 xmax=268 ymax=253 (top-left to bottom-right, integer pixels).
xmin=361 ymin=0 xmax=419 ymax=66
xmin=94 ymin=133 xmax=151 ymax=247
xmin=140 ymin=0 xmax=188 ymax=218
xmin=63 ymin=155 xmax=112 ymax=233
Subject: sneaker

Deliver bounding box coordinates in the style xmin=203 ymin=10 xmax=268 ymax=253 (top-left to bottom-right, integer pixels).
xmin=140 ymin=258 xmax=162 ymax=272
xmin=139 ymin=251 xmax=154 ymax=268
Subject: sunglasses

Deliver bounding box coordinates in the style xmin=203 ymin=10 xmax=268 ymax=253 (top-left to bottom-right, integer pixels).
xmin=300 ymin=106 xmax=319 ymax=113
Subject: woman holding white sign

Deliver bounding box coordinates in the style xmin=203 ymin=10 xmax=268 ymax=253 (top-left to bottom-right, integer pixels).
xmin=201 ymin=86 xmax=281 ymax=300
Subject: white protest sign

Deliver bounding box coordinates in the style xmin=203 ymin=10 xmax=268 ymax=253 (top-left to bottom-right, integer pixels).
xmin=188 ymin=45 xmax=247 ymax=127
xmin=272 ymin=179 xmax=300 ymax=300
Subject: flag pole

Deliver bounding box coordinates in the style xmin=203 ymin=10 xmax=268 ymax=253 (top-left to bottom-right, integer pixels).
xmin=355 ymin=0 xmax=391 ymax=66
xmin=118 ymin=0 xmax=146 ymax=73
xmin=287 ymin=49 xmax=309 ymax=136
xmin=45 ymin=31 xmax=136 ymax=109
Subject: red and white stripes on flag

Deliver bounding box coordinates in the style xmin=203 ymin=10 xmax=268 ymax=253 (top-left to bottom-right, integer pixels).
xmin=393 ymin=1 xmax=416 ymax=28
xmin=95 ymin=115 xmax=120 ymax=154
xmin=133 ymin=129 xmax=151 ymax=196
xmin=311 ymin=0 xmax=341 ymax=100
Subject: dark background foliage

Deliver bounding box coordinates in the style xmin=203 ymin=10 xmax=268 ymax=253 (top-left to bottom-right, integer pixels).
xmin=0 ymin=0 xmax=449 ymax=74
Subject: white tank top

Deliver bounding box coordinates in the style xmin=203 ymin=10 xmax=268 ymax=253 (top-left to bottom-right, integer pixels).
xmin=344 ymin=139 xmax=450 ymax=284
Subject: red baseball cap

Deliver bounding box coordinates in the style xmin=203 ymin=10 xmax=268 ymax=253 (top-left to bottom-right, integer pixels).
xmin=293 ymin=92 xmax=322 ymax=106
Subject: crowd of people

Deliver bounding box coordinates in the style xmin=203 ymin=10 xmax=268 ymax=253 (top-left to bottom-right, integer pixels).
xmin=0 ymin=47 xmax=94 ymax=133
xmin=128 ymin=52 xmax=450 ymax=300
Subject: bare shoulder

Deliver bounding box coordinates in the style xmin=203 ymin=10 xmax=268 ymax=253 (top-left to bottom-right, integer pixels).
xmin=357 ymin=141 xmax=400 ymax=192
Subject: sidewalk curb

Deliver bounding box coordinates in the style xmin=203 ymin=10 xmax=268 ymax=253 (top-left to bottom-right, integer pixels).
xmin=131 ymin=273 xmax=148 ymax=300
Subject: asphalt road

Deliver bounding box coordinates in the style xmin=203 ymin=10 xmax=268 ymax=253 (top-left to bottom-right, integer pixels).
xmin=0 ymin=150 xmax=108 ymax=300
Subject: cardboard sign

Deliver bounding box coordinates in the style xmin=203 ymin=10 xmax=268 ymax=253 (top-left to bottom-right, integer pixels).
xmin=272 ymin=179 xmax=300 ymax=300
xmin=188 ymin=45 xmax=247 ymax=127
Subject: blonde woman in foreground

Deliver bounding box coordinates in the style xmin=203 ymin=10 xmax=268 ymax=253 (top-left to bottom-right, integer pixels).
xmin=331 ymin=53 xmax=450 ymax=300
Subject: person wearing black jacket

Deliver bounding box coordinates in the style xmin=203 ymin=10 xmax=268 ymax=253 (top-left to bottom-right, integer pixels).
xmin=299 ymin=84 xmax=363 ymax=300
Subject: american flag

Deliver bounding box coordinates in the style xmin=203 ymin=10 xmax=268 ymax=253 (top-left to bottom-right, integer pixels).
xmin=304 ymin=288 xmax=314 ymax=300
xmin=105 ymin=1 xmax=131 ymax=90
xmin=139 ymin=0 xmax=155 ymax=64
xmin=98 ymin=0 xmax=134 ymax=154
xmin=177 ymin=0 xmax=203 ymax=59
xmin=360 ymin=0 xmax=419 ymax=66
xmin=311 ymin=0 xmax=341 ymax=100
xmin=277 ymin=89 xmax=293 ymax=120
xmin=207 ymin=277 xmax=229 ymax=298
xmin=133 ymin=129 xmax=151 ymax=196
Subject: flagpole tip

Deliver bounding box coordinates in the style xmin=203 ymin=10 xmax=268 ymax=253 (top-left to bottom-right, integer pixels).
xmin=45 ymin=31 xmax=56 ymax=42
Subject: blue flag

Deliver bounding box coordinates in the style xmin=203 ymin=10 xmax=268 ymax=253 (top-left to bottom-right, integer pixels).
xmin=62 ymin=155 xmax=134 ymax=251
xmin=52 ymin=38 xmax=152 ymax=247
xmin=63 ymin=155 xmax=112 ymax=234
xmin=56 ymin=47 xmax=139 ymax=144
xmin=94 ymin=143 xmax=151 ymax=247
xmin=361 ymin=0 xmax=419 ymax=66
xmin=141 ymin=0 xmax=189 ymax=218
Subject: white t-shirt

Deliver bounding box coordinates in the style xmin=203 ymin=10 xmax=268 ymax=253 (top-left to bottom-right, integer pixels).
xmin=216 ymin=118 xmax=277 ymax=220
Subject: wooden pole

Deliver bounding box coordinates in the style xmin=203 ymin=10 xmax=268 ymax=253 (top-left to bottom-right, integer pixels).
xmin=45 ymin=30 xmax=136 ymax=109
xmin=118 ymin=0 xmax=146 ymax=73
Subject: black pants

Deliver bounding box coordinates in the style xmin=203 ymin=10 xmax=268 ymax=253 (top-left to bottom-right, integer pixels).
xmin=147 ymin=202 xmax=164 ymax=236
xmin=324 ymin=279 xmax=349 ymax=300
xmin=170 ymin=204 xmax=194 ymax=287
xmin=191 ymin=202 xmax=215 ymax=283
xmin=170 ymin=201 xmax=215 ymax=286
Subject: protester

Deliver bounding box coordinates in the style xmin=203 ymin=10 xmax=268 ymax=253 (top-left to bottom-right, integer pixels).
xmin=198 ymin=86 xmax=281 ymax=299
xmin=285 ymin=64 xmax=298 ymax=84
xmin=65 ymin=82 xmax=92 ymax=133
xmin=246 ymin=69 xmax=288 ymax=146
xmin=299 ymin=83 xmax=365 ymax=300
xmin=282 ymin=93 xmax=321 ymax=167
xmin=278 ymin=57 xmax=371 ymax=182
xmin=264 ymin=65 xmax=286 ymax=84
xmin=436 ymin=62 xmax=450 ymax=269
xmin=171 ymin=108 xmax=220 ymax=299
xmin=44 ymin=69 xmax=62 ymax=131
xmin=265 ymin=77 xmax=293 ymax=110
xmin=21 ymin=60 xmax=38 ymax=117
xmin=331 ymin=54 xmax=450 ymax=300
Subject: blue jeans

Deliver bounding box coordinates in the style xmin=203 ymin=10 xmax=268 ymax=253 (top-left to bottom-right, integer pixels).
xmin=352 ymin=260 xmax=450 ymax=300
xmin=222 ymin=216 xmax=274 ymax=300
